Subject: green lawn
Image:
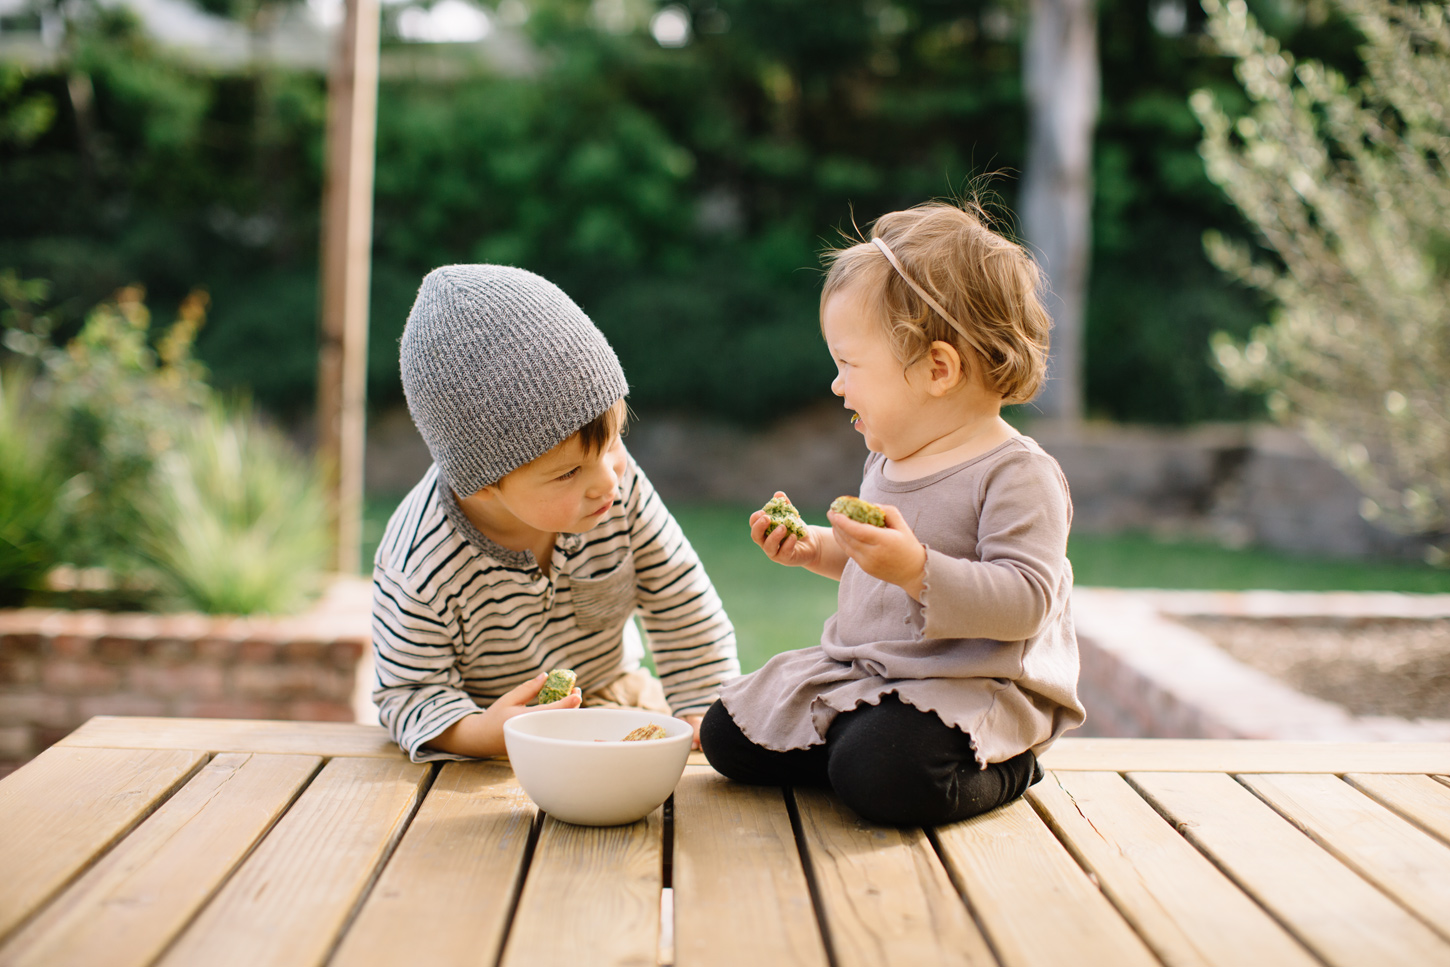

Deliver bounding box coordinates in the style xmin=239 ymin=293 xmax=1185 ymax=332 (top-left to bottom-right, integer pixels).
xmin=669 ymin=505 xmax=1450 ymax=673
xmin=363 ymin=498 xmax=1450 ymax=675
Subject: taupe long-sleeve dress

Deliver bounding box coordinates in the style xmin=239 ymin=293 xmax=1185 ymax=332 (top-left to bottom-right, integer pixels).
xmin=720 ymin=436 xmax=1086 ymax=768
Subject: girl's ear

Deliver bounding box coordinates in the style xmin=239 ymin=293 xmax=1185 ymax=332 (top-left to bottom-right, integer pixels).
xmin=924 ymin=340 xmax=968 ymax=396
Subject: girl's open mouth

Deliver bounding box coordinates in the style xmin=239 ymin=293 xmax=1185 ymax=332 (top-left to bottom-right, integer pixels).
xmin=850 ymin=412 xmax=861 ymax=426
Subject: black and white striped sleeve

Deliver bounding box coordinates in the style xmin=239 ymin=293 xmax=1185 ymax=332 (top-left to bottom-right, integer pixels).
xmin=625 ymin=460 xmax=741 ymax=716
xmin=371 ymin=562 xmax=480 ymax=762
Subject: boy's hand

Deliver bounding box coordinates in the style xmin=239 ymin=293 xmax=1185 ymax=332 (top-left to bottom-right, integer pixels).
xmin=429 ymin=672 xmax=581 ymax=759
xmin=749 ymin=492 xmax=823 ymax=569
xmin=682 ymin=713 xmax=703 ymax=750
xmin=828 ymin=503 xmax=928 ymax=599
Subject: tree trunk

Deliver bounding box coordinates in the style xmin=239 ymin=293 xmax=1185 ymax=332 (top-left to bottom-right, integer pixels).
xmin=1020 ymin=0 xmax=1099 ymax=422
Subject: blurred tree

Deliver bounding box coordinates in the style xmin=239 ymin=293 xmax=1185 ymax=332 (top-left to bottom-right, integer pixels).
xmin=1020 ymin=0 xmax=1099 ymax=422
xmin=1196 ymin=0 xmax=1449 ymax=557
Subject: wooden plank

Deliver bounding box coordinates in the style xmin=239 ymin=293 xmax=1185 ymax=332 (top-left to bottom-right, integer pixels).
xmin=156 ymin=756 xmax=429 ymax=967
xmin=672 ymin=772 xmax=828 ymax=967
xmin=792 ymin=787 xmax=994 ymax=967
xmin=0 ymin=745 xmax=204 ymax=942
xmin=0 ymin=753 xmax=319 ymax=967
xmin=1130 ymin=771 xmax=1450 ymax=967
xmin=1041 ymin=738 xmax=1450 ymax=774
xmin=58 ymin=716 xmax=405 ymax=759
xmin=500 ymin=811 xmax=662 ymax=967
xmin=1027 ymin=771 xmax=1317 ymax=967
xmin=331 ymin=760 xmax=535 ymax=967
xmin=1240 ymin=773 xmax=1450 ymax=941
xmin=1345 ymin=773 xmax=1450 ymax=847
xmin=932 ymin=797 xmax=1159 ymax=967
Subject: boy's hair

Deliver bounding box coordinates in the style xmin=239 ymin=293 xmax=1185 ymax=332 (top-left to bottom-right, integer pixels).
xmin=400 ymin=264 xmax=629 ymax=495
xmin=575 ymin=398 xmax=629 ymax=457
xmin=820 ymin=201 xmax=1051 ymax=404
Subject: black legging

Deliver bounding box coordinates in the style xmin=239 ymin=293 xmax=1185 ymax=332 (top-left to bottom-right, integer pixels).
xmin=699 ymin=693 xmax=1041 ymax=827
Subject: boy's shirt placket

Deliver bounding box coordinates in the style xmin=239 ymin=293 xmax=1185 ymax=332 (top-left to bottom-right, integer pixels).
xmin=541 ymin=537 xmax=577 ymax=611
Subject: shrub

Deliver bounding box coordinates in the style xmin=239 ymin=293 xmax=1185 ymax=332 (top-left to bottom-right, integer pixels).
xmin=1194 ymin=0 xmax=1450 ymax=559
xmin=138 ymin=399 xmax=329 ymax=615
xmin=24 ymin=285 xmax=210 ymax=573
xmin=1 ymin=275 xmax=330 ymax=613
xmin=0 ymin=368 xmax=61 ymax=604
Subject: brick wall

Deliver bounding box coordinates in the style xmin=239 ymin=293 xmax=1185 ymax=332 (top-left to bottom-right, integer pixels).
xmin=0 ymin=578 xmax=371 ymax=776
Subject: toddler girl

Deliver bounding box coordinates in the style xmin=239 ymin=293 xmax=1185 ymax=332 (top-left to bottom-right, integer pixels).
xmin=700 ymin=201 xmax=1085 ymax=826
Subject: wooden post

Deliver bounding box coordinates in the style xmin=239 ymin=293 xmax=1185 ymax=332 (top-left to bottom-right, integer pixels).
xmin=1020 ymin=0 xmax=1099 ymax=423
xmin=318 ymin=0 xmax=380 ymax=574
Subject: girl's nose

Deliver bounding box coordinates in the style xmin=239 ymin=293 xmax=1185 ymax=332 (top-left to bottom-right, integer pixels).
xmin=830 ymin=373 xmax=845 ymax=396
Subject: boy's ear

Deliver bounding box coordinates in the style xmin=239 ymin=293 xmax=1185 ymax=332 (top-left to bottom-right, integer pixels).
xmin=924 ymin=340 xmax=968 ymax=395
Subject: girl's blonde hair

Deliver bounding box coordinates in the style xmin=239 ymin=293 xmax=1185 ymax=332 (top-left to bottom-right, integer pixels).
xmin=821 ymin=200 xmax=1051 ymax=404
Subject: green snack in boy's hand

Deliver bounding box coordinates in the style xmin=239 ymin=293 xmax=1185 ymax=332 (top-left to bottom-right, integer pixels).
xmin=536 ymin=668 xmax=577 ymax=704
xmin=760 ymin=495 xmax=808 ymax=540
xmin=830 ymin=495 xmax=887 ymax=527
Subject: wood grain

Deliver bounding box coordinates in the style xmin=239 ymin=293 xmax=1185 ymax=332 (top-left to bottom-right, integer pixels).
xmin=932 ymin=797 xmax=1159 ymax=967
xmin=1130 ymin=771 xmax=1450 ymax=967
xmin=792 ymin=787 xmax=994 ymax=967
xmin=1344 ymin=773 xmax=1450 ymax=847
xmin=1041 ymin=738 xmax=1450 ymax=774
xmin=331 ymin=760 xmax=536 ymax=967
xmin=0 ymin=753 xmax=319 ymax=967
xmin=57 ymin=716 xmax=405 ymax=759
xmin=671 ymin=773 xmax=828 ymax=967
xmin=500 ymin=811 xmax=662 ymax=967
xmin=155 ymin=756 xmax=429 ymax=967
xmin=1240 ymin=773 xmax=1450 ymax=941
xmin=0 ymin=745 xmax=205 ymax=942
xmin=1028 ymin=770 xmax=1317 ymax=967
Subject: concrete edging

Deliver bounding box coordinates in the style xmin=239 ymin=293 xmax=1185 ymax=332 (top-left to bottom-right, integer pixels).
xmin=1073 ymin=588 xmax=1450 ymax=741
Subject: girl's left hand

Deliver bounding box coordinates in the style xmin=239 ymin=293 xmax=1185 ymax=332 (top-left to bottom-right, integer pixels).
xmin=828 ymin=503 xmax=928 ymax=599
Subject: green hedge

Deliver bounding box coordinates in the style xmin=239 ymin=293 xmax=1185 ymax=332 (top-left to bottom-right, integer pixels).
xmin=0 ymin=0 xmax=1369 ymax=424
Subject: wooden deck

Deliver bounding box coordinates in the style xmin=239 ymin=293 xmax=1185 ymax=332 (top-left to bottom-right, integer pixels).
xmin=2 ymin=716 xmax=1450 ymax=966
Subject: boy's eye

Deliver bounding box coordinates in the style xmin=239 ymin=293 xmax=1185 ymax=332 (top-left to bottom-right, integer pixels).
xmin=556 ymin=467 xmax=580 ymax=481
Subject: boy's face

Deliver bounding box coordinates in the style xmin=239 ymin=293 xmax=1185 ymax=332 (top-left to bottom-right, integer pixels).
xmin=484 ymin=432 xmax=628 ymax=535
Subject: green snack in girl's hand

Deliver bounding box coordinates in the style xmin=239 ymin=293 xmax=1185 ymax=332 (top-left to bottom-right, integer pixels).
xmin=536 ymin=668 xmax=577 ymax=704
xmin=830 ymin=495 xmax=887 ymax=527
xmin=760 ymin=495 xmax=808 ymax=540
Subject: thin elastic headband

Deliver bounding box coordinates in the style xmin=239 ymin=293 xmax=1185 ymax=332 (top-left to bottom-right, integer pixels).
xmin=871 ymin=236 xmax=972 ymax=343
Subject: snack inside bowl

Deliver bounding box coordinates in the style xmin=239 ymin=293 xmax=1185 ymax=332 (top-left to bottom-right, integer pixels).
xmin=503 ymin=708 xmax=692 ymax=826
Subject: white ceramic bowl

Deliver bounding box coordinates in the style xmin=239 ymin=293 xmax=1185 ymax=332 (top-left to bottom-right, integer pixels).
xmin=503 ymin=708 xmax=692 ymax=826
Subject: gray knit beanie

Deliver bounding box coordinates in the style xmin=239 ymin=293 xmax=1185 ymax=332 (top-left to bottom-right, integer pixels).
xmin=400 ymin=264 xmax=628 ymax=495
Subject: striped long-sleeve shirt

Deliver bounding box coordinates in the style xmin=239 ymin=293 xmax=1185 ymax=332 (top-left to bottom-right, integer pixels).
xmin=371 ymin=450 xmax=741 ymax=762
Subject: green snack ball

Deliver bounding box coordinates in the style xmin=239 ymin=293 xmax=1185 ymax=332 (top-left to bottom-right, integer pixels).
xmin=536 ymin=668 xmax=577 ymax=704
xmin=760 ymin=495 xmax=808 ymax=540
xmin=829 ymin=495 xmax=887 ymax=527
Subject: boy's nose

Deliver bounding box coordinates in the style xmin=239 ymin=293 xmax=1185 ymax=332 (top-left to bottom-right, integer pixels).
xmin=830 ymin=373 xmax=845 ymax=396
xmin=586 ymin=460 xmax=619 ymax=499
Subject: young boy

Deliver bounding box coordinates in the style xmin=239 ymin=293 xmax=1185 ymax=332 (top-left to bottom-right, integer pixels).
xmin=372 ymin=263 xmax=740 ymax=762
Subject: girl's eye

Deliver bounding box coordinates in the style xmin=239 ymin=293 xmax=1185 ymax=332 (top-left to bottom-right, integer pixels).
xmin=557 ymin=467 xmax=580 ymax=481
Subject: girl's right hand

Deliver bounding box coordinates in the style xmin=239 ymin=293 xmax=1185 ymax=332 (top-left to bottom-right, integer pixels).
xmin=749 ymin=492 xmax=823 ymax=569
